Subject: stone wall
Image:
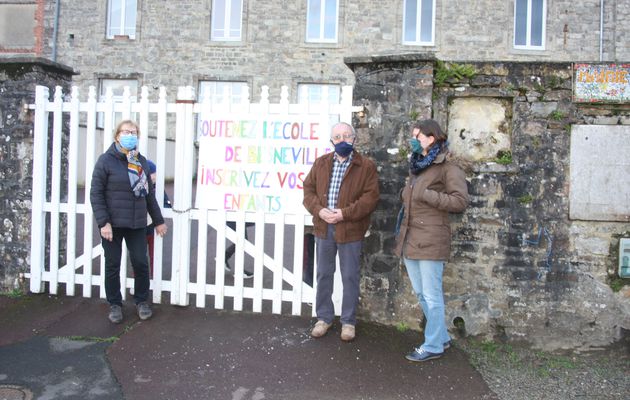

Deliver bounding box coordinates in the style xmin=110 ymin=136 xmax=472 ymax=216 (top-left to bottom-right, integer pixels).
xmin=38 ymin=0 xmax=629 ymax=114
xmin=348 ymin=54 xmax=630 ymax=350
xmin=0 ymin=58 xmax=74 ymax=292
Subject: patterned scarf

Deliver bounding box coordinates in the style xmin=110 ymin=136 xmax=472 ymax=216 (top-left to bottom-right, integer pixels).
xmin=116 ymin=143 xmax=149 ymax=198
xmin=409 ymin=142 xmax=444 ymax=175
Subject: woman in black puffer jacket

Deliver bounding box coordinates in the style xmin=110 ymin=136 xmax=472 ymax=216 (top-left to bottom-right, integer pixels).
xmin=90 ymin=120 xmax=167 ymax=324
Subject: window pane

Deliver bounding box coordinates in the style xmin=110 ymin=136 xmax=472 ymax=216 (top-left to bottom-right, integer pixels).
xmin=530 ymin=0 xmax=544 ymax=46
xmin=514 ymin=0 xmax=527 ymax=46
xmin=229 ymin=0 xmax=242 ymax=38
xmin=199 ymin=81 xmax=247 ymax=104
xmin=403 ymin=0 xmax=418 ymax=42
xmin=298 ymin=84 xmax=340 ymax=104
xmin=108 ymin=0 xmax=122 ymax=36
xmin=101 ymin=79 xmax=137 ymax=97
xmin=307 ymin=0 xmax=322 ymax=40
xmin=124 ymin=0 xmax=137 ymax=37
xmin=212 ymin=0 xmax=226 ymax=38
xmin=323 ymin=0 xmax=337 ymax=40
xmin=420 ymin=0 xmax=433 ymax=43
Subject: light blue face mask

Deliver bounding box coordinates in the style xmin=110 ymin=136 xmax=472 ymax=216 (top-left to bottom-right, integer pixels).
xmin=120 ymin=135 xmax=138 ymax=150
xmin=408 ymin=138 xmax=422 ymax=154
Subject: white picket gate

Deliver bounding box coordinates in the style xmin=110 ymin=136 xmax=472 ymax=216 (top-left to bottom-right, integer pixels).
xmin=28 ymin=84 xmax=358 ymax=316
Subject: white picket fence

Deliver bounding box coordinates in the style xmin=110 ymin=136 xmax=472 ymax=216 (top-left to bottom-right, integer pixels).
xmin=28 ymin=84 xmax=358 ymax=316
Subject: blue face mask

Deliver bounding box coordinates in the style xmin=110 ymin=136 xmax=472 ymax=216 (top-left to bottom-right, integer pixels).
xmin=119 ymin=135 xmax=138 ymax=150
xmin=333 ymin=141 xmax=354 ymax=157
xmin=408 ymin=138 xmax=422 ymax=154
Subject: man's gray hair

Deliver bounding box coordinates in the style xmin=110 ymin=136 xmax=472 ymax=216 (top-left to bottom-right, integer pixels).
xmin=330 ymin=122 xmax=356 ymax=137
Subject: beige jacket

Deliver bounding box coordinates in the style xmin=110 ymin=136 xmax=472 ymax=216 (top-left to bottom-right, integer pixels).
xmin=394 ymin=152 xmax=469 ymax=260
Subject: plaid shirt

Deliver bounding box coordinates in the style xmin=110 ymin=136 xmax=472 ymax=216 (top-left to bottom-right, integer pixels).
xmin=327 ymin=153 xmax=352 ymax=208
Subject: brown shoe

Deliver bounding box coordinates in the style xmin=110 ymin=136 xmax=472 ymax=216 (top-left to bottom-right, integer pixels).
xmin=311 ymin=320 xmax=332 ymax=338
xmin=341 ymin=324 xmax=355 ymax=342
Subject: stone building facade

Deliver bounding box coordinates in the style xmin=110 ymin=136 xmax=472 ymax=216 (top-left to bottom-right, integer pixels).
xmin=4 ymin=0 xmax=625 ymax=105
xmin=0 ymin=1 xmax=628 ymax=349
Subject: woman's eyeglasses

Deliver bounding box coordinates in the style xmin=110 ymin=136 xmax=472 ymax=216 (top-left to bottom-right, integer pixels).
xmin=120 ymin=130 xmax=137 ymax=136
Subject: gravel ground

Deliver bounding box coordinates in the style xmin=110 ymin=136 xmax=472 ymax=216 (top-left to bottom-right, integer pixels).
xmin=456 ymin=337 xmax=630 ymax=400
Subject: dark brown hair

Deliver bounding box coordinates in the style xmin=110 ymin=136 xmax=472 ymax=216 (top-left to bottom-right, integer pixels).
xmin=412 ymin=119 xmax=447 ymax=149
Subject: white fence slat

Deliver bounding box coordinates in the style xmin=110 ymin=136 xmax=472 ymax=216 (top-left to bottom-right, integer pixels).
xmin=48 ymin=86 xmax=64 ymax=295
xmin=82 ymin=86 xmax=97 ymax=298
xmin=196 ymin=208 xmax=208 ymax=308
xmin=29 ymin=86 xmax=50 ymax=293
xmin=214 ymin=209 xmax=227 ymax=309
xmin=65 ymin=86 xmax=80 ymax=296
xmin=103 ymin=87 xmax=114 ymax=152
xmin=152 ymin=87 xmax=168 ymax=303
xmin=252 ymin=211 xmax=265 ymax=313
xmin=271 ymin=217 xmax=285 ymax=314
xmin=232 ymin=211 xmax=246 ymax=311
xmin=138 ymin=86 xmax=149 ymax=153
xmin=292 ymin=218 xmax=305 ymax=315
xmin=120 ymin=244 xmax=128 ymax=300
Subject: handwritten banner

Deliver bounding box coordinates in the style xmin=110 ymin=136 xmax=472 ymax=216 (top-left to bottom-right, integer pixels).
xmin=195 ymin=115 xmax=334 ymax=213
xmin=574 ymin=63 xmax=630 ymax=103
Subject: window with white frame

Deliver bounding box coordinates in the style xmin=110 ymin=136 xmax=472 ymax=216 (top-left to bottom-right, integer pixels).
xmin=305 ymin=0 xmax=339 ymax=43
xmin=106 ymin=0 xmax=137 ymax=39
xmin=298 ymin=84 xmax=341 ymax=127
xmin=514 ymin=0 xmax=546 ymax=49
xmin=98 ymin=79 xmax=138 ymax=128
xmin=402 ymin=0 xmax=435 ymax=45
xmin=198 ymin=81 xmax=248 ymax=104
xmin=211 ymin=0 xmax=243 ymax=41
xmin=298 ymin=83 xmax=340 ymax=104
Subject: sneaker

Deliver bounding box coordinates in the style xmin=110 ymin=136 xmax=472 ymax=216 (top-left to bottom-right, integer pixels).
xmin=108 ymin=304 xmax=123 ymax=324
xmin=224 ymin=261 xmax=231 ymax=272
xmin=243 ymin=270 xmax=254 ymax=279
xmin=136 ymin=302 xmax=153 ymax=320
xmin=443 ymin=340 xmax=452 ymax=350
xmin=341 ymin=324 xmax=356 ymax=342
xmin=405 ymin=347 xmax=443 ymax=362
xmin=311 ymin=320 xmax=332 ymax=338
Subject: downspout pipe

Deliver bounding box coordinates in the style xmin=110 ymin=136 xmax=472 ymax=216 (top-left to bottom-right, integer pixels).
xmin=52 ymin=0 xmax=60 ymax=62
xmin=599 ymin=0 xmax=604 ymax=62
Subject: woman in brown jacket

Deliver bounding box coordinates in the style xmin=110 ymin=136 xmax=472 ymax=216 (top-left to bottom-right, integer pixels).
xmin=394 ymin=119 xmax=469 ymax=362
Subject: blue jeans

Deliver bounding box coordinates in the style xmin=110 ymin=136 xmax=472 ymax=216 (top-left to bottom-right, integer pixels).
xmin=403 ymin=258 xmax=450 ymax=353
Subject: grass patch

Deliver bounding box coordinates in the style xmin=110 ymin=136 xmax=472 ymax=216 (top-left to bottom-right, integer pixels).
xmin=518 ymin=194 xmax=534 ymax=204
xmin=549 ymin=110 xmax=565 ymax=121
xmin=1 ymin=288 xmax=23 ymax=299
xmin=66 ymin=335 xmax=119 ymax=343
xmin=609 ymin=277 xmax=628 ymax=292
xmin=395 ymin=322 xmax=410 ymax=333
xmin=434 ymin=60 xmax=476 ymax=86
xmin=495 ymin=150 xmax=513 ymax=165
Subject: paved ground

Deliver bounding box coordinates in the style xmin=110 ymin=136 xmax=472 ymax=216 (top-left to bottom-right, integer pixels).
xmin=0 ymin=294 xmax=498 ymax=400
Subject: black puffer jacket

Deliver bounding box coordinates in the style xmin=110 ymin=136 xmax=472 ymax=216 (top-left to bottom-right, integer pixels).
xmin=90 ymin=143 xmax=164 ymax=230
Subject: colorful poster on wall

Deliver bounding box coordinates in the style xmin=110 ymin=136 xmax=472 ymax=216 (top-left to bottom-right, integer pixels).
xmin=573 ymin=63 xmax=630 ymax=103
xmin=195 ymin=115 xmax=334 ymax=214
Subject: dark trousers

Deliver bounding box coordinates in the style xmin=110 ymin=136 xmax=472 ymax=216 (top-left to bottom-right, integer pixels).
xmin=225 ymin=221 xmax=254 ymax=260
xmin=102 ymin=227 xmax=150 ymax=306
xmin=315 ymin=225 xmax=363 ymax=326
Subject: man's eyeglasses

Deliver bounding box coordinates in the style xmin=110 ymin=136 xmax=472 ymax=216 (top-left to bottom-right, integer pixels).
xmin=331 ymin=134 xmax=356 ymax=141
xmin=120 ymin=130 xmax=138 ymax=136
